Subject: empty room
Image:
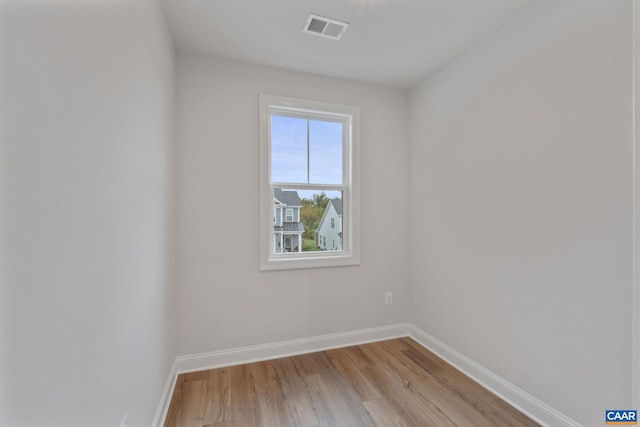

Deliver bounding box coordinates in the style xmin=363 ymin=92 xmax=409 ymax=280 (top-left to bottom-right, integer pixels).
xmin=1 ymin=0 xmax=639 ymax=426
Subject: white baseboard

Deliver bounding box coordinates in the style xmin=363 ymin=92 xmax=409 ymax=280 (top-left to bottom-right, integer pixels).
xmin=156 ymin=323 xmax=579 ymax=427
xmin=407 ymin=325 xmax=581 ymax=427
xmin=152 ymin=360 xmax=178 ymax=427
xmin=175 ymin=323 xmax=410 ymax=373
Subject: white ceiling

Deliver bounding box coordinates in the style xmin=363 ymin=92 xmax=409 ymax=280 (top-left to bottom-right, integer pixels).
xmin=161 ymin=0 xmax=536 ymax=89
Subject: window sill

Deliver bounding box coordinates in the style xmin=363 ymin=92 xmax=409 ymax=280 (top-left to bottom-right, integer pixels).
xmin=259 ymin=252 xmax=360 ymax=271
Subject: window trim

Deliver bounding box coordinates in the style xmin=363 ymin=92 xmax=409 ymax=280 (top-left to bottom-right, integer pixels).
xmin=259 ymin=93 xmax=360 ymax=271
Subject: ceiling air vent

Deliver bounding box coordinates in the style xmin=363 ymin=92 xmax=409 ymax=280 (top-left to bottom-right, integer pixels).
xmin=303 ymin=14 xmax=349 ymax=41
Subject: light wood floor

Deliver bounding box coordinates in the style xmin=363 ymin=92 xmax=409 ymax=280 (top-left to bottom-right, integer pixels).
xmin=164 ymin=337 xmax=539 ymax=427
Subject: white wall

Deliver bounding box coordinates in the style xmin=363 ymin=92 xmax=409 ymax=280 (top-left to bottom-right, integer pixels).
xmin=409 ymin=1 xmax=633 ymax=425
xmin=176 ymin=54 xmax=410 ymax=355
xmin=0 ymin=1 xmax=177 ymax=425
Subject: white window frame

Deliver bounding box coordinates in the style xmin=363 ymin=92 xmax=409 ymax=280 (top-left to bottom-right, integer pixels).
xmin=259 ymin=94 xmax=360 ymax=271
xmin=285 ymin=208 xmax=294 ymax=222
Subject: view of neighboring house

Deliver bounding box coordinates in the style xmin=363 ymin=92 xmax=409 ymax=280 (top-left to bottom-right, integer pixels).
xmin=273 ymin=189 xmax=304 ymax=253
xmin=316 ymin=198 xmax=342 ymax=251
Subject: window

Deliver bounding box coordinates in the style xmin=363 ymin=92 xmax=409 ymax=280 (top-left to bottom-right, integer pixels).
xmin=259 ymin=94 xmax=360 ymax=270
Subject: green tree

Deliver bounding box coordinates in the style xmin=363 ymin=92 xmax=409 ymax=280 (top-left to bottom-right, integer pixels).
xmin=313 ymin=192 xmax=329 ymax=210
xmin=300 ymin=193 xmax=329 ymax=240
xmin=301 ymin=200 xmax=322 ymax=239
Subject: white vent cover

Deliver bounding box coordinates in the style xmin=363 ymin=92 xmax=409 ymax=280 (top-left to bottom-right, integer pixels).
xmin=303 ymin=14 xmax=349 ymax=40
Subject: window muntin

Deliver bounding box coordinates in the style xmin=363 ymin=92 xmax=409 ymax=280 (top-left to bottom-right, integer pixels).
xmin=259 ymin=94 xmax=360 ymax=270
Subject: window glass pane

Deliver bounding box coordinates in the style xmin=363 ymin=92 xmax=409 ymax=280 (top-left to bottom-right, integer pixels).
xmin=309 ymin=120 xmax=342 ymax=184
xmin=271 ymin=115 xmax=307 ymax=183
xmin=274 ymin=189 xmax=342 ymax=253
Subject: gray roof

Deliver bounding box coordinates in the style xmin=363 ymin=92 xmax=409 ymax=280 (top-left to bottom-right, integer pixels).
xmin=274 ymin=223 xmax=305 ymax=233
xmin=330 ymin=198 xmax=342 ymax=215
xmin=274 ymin=189 xmax=302 ymax=206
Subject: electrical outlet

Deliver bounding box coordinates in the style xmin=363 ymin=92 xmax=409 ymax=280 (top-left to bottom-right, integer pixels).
xmin=385 ymin=292 xmax=392 ymax=304
xmin=120 ymin=413 xmax=127 ymax=427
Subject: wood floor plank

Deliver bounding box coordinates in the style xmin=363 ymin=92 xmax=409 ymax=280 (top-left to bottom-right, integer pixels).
xmin=171 ymin=379 xmax=207 ymax=427
xmin=402 ymin=346 xmax=496 ymax=405
xmin=400 ymin=346 xmax=454 ymax=378
xmin=409 ymin=377 xmax=496 ymax=427
xmin=229 ymin=364 xmax=261 ymax=427
xmin=303 ymin=371 xmax=377 ymax=427
xmin=476 ymin=398 xmax=541 ymax=427
xmin=362 ymin=398 xmax=410 ymax=427
xmin=363 ymin=362 xmax=457 ymax=426
xmin=361 ymin=340 xmax=432 ymax=386
xmin=164 ymin=338 xmax=540 ymax=427
xmin=325 ymin=347 xmax=382 ymax=402
xmin=251 ymin=361 xmax=289 ymax=427
xmin=202 ymin=367 xmax=230 ymax=425
xmin=342 ymin=344 xmax=378 ymax=367
xmin=270 ymin=356 xmax=319 ymax=427
xmin=291 ymin=351 xmax=330 ymax=376
xmin=302 ymin=373 xmax=344 ymax=426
